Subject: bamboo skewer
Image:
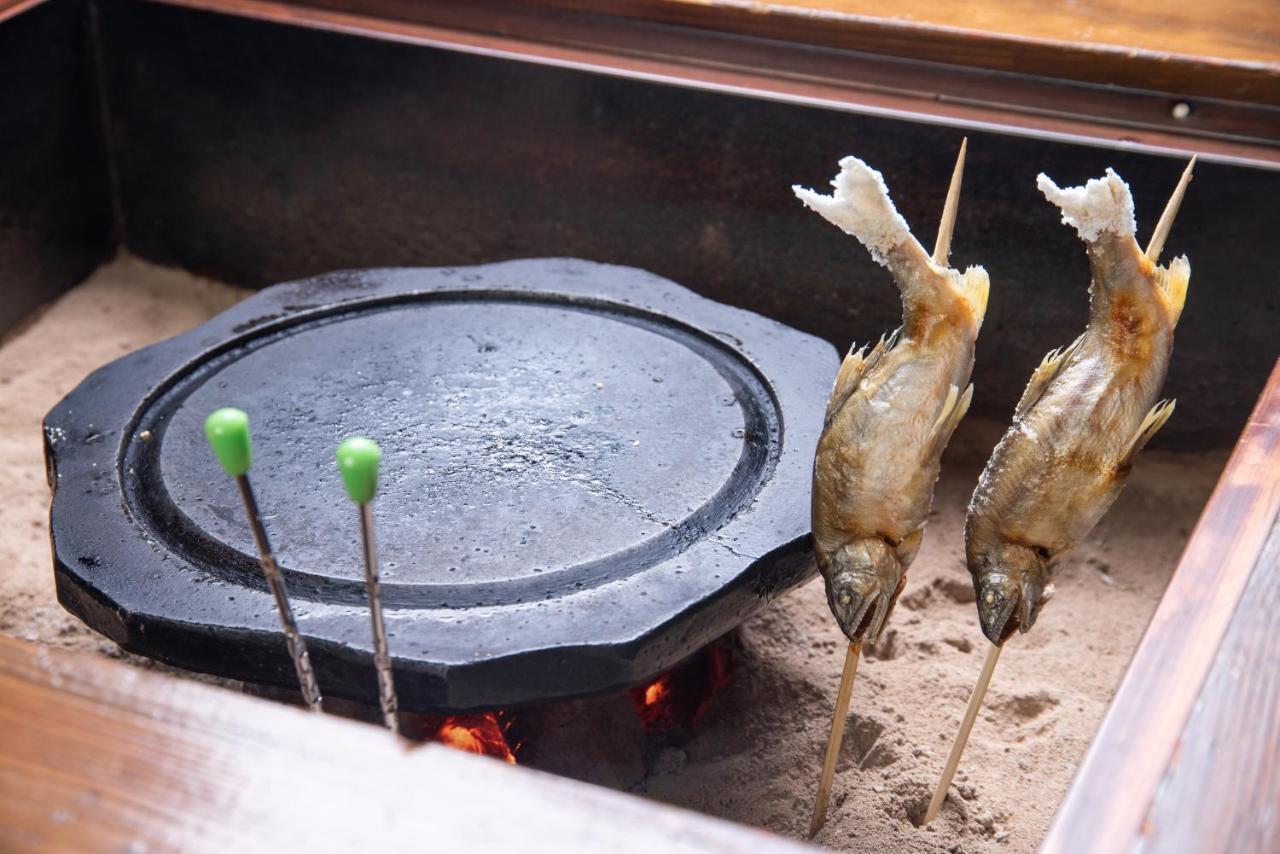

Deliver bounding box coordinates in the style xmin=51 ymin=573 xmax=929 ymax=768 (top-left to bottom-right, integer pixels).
xmin=1145 ymin=156 xmax=1196 ymax=262
xmin=924 ymin=642 xmax=1002 ymax=825
xmin=809 ymin=139 xmax=969 ymax=837
xmin=809 ymin=640 xmax=862 ymax=836
xmin=933 ymin=138 xmax=967 ymax=265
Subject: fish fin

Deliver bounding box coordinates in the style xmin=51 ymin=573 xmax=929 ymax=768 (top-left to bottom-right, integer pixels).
xmin=895 ymin=528 xmax=924 ymax=568
xmin=926 ymin=382 xmax=973 ymax=459
xmin=1154 ymin=255 xmax=1191 ymax=325
xmin=824 ymin=328 xmax=900 ymax=427
xmin=1015 ymin=334 xmax=1084 ymax=419
xmin=954 ymin=265 xmax=990 ymax=327
xmin=1120 ymin=399 xmax=1176 ymax=469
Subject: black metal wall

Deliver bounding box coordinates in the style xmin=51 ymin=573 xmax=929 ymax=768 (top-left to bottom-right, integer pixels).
xmin=0 ymin=0 xmax=114 ymax=335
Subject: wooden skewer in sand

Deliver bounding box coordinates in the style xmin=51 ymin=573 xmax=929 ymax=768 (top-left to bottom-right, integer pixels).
xmin=808 ymin=138 xmax=968 ymax=838
xmin=923 ymin=156 xmax=1197 ymax=826
xmin=923 ymin=642 xmax=1001 ymax=825
xmin=809 ymin=640 xmax=862 ymax=836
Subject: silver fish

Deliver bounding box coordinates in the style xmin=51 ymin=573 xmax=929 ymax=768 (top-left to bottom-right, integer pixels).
xmin=966 ymin=167 xmax=1191 ymax=644
xmin=796 ymin=156 xmax=989 ymax=644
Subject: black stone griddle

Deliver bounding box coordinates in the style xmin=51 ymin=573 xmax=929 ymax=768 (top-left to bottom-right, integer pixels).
xmin=46 ymin=259 xmax=836 ymax=711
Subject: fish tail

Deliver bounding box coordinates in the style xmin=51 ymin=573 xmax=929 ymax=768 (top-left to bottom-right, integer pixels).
xmin=795 ymin=156 xmax=981 ymax=321
xmin=792 ymin=156 xmax=916 ymax=270
xmin=1036 ymin=169 xmax=1136 ymax=244
xmin=1153 ymin=255 xmax=1191 ymax=324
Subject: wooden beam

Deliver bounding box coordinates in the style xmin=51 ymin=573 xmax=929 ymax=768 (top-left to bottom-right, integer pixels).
xmin=527 ymin=0 xmax=1280 ymax=107
xmin=140 ymin=0 xmax=1280 ymax=166
xmin=1043 ymin=357 xmax=1280 ymax=853
xmin=0 ymin=635 xmax=810 ymax=852
xmin=0 ymin=0 xmax=46 ymax=26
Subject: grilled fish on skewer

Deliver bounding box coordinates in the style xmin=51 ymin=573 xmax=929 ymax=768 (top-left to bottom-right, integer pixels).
xmin=966 ymin=166 xmax=1192 ymax=645
xmin=795 ymin=156 xmax=989 ymax=643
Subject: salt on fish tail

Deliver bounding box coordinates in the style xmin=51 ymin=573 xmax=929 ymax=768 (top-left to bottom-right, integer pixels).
xmin=793 ymin=156 xmax=953 ymax=316
xmin=793 ymin=155 xmax=921 ymax=269
xmin=1036 ymin=168 xmax=1137 ymax=246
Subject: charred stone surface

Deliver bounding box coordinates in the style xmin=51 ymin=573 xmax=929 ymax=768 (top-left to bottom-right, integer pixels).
xmin=46 ymin=259 xmax=835 ymax=712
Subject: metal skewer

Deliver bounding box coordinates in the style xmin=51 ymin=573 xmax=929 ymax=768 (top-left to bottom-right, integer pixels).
xmin=809 ymin=138 xmax=969 ymax=837
xmin=336 ymin=437 xmax=399 ymax=734
xmin=204 ymin=408 xmax=322 ymax=713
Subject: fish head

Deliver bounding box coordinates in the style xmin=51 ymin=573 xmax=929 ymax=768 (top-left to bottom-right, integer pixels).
xmin=973 ymin=544 xmax=1055 ymax=645
xmin=821 ymin=538 xmax=903 ymax=644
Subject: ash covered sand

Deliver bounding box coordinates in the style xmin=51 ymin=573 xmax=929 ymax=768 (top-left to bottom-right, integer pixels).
xmin=1 ymin=257 xmax=1226 ymax=852
xmin=0 ymin=256 xmax=248 ymax=662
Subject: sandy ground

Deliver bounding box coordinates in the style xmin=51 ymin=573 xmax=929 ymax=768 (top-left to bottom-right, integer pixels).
xmin=0 ymin=255 xmax=247 ymax=664
xmin=1 ymin=256 xmax=1226 ymax=852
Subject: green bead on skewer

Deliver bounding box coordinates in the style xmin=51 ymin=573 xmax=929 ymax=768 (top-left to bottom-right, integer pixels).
xmin=204 ymin=407 xmax=253 ymax=477
xmin=336 ymin=437 xmax=400 ymax=735
xmin=336 ymin=436 xmax=381 ymax=503
xmin=203 ymin=408 xmax=323 ymax=713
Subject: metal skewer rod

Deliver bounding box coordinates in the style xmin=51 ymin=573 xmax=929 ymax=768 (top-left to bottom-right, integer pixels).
xmin=1145 ymin=155 xmax=1196 ymax=262
xmin=809 ymin=639 xmax=861 ymax=837
xmin=337 ymin=437 xmax=399 ymax=734
xmin=923 ymin=641 xmax=1003 ymax=825
xmin=205 ymin=408 xmax=322 ymax=713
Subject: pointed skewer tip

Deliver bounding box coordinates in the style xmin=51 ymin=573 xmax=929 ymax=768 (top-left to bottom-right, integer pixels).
xmin=932 ymin=139 xmax=969 ymax=265
xmin=1144 ymin=155 xmax=1197 ymax=263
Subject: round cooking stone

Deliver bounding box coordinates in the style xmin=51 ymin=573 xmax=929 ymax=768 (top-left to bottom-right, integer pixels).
xmin=46 ymin=259 xmax=836 ymax=711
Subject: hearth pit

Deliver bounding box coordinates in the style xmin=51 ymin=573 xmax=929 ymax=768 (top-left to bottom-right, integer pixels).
xmin=395 ymin=634 xmax=736 ymax=786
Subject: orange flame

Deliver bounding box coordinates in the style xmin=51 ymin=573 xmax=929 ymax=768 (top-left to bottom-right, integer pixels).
xmin=435 ymin=713 xmax=517 ymax=763
xmin=631 ymin=639 xmax=732 ymax=731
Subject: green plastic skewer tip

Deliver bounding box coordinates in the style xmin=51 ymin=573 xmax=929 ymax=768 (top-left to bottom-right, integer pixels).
xmin=204 ymin=408 xmax=252 ymax=477
xmin=336 ymin=437 xmax=381 ymax=504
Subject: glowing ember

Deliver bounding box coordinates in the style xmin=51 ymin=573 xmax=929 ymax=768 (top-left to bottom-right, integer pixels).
xmin=643 ymin=677 xmax=670 ymax=708
xmin=434 ymin=713 xmax=517 ymax=763
xmin=631 ymin=638 xmax=733 ymax=731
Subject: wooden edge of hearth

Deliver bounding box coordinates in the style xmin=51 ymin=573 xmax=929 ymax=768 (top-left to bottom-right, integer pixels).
xmin=0 ymin=634 xmax=812 ymax=851
xmin=1042 ymin=357 xmax=1280 ymax=854
xmin=136 ymin=0 xmax=1280 ymax=167
xmin=0 ymin=0 xmax=46 ymax=24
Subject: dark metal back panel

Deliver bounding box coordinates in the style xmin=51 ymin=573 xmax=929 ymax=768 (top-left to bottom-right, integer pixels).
xmin=0 ymin=0 xmax=113 ymax=334
xmin=94 ymin=2 xmax=1279 ymax=448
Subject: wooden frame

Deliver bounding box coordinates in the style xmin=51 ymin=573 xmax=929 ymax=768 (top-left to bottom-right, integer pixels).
xmin=142 ymin=0 xmax=1280 ymax=164
xmin=0 ymin=635 xmax=810 ymax=851
xmin=2 ymin=1 xmax=1277 ymax=847
xmin=1044 ymin=358 xmax=1280 ymax=853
